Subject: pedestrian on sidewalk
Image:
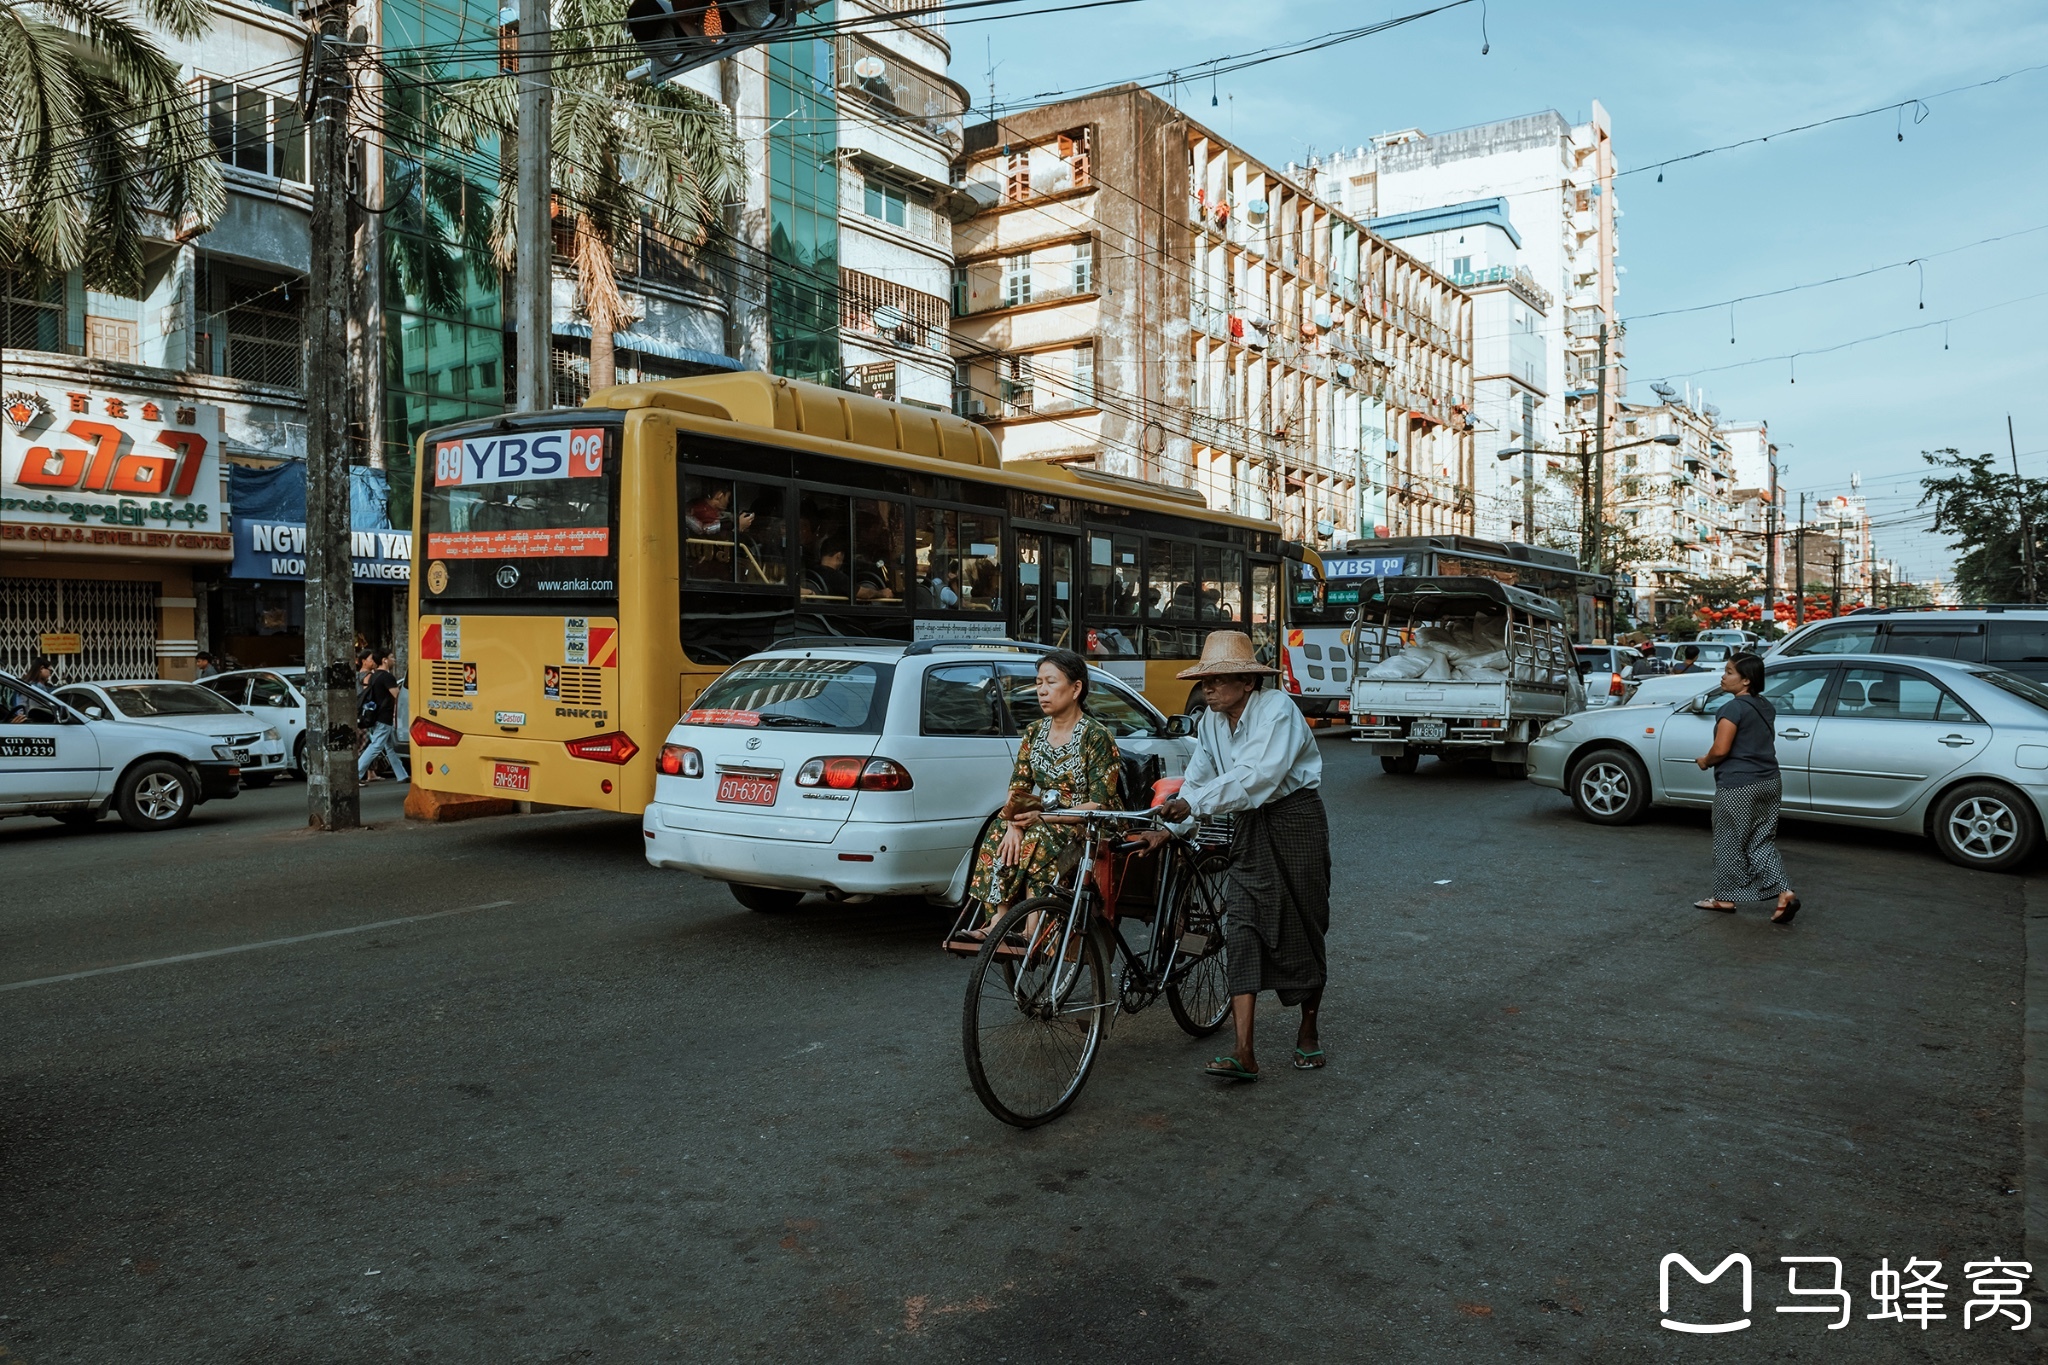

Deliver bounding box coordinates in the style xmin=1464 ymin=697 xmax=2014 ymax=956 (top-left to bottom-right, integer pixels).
xmin=1154 ymin=631 xmax=1331 ymax=1081
xmin=356 ymin=649 xmax=408 ymax=785
xmin=1694 ymin=653 xmax=1799 ymax=923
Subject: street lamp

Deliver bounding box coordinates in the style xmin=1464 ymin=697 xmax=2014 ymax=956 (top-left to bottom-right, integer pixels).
xmin=1496 ymin=433 xmax=1680 ymax=571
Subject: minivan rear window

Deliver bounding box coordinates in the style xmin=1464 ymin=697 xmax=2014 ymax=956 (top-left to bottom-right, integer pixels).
xmin=687 ymin=658 xmax=890 ymax=732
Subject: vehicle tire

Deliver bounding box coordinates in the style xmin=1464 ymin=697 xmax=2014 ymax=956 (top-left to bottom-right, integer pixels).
xmin=1184 ymin=687 xmax=1207 ymax=716
xmin=1165 ymin=851 xmax=1232 ymax=1038
xmin=243 ymin=773 xmax=276 ymax=789
xmin=292 ymin=734 xmax=307 ymax=778
xmin=1931 ymin=781 xmax=2040 ymax=873
xmin=115 ymin=760 xmax=196 ymax=831
xmin=730 ymin=883 xmax=805 ymax=913
xmin=1491 ymin=759 xmax=1526 ymax=780
xmin=54 ymin=808 xmax=105 ymax=827
xmin=962 ymin=896 xmax=1109 ymax=1128
xmin=1567 ymin=749 xmax=1649 ymax=825
xmin=1380 ymin=752 xmax=1419 ymax=775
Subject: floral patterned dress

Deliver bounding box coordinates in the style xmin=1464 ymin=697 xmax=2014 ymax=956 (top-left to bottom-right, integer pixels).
xmin=966 ymin=715 xmax=1121 ymax=907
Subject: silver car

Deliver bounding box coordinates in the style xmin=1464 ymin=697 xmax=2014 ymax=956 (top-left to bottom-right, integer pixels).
xmin=1527 ymin=653 xmax=2048 ymax=872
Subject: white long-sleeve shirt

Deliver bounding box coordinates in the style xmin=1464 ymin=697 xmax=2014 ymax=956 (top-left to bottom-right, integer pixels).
xmin=1177 ymin=686 xmax=1321 ymax=817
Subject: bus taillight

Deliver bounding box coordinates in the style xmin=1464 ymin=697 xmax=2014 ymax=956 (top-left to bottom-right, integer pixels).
xmin=565 ymin=732 xmax=641 ymax=764
xmin=411 ymin=717 xmax=463 ymax=747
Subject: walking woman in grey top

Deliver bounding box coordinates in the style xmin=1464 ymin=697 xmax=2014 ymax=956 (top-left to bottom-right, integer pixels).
xmin=1694 ymin=653 xmax=1801 ymax=924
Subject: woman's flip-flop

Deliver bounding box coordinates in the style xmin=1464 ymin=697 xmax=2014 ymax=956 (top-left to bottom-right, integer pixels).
xmin=1772 ymin=895 xmax=1802 ymax=925
xmin=1204 ymin=1056 xmax=1258 ymax=1082
xmin=1292 ymin=1047 xmax=1326 ymax=1070
xmin=1694 ymin=899 xmax=1738 ymax=912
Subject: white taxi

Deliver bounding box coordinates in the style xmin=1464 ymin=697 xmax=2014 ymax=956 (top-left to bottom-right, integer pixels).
xmin=642 ymin=640 xmax=1195 ymax=911
xmin=57 ymin=680 xmax=289 ymax=784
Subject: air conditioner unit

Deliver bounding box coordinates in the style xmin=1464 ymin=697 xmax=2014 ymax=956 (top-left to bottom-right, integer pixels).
xmin=966 ymin=399 xmax=987 ymax=416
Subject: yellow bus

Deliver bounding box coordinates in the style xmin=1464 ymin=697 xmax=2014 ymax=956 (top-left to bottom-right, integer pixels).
xmin=407 ymin=372 xmax=1288 ymax=814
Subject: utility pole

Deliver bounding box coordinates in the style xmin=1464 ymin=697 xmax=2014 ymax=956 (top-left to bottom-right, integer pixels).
xmin=514 ymin=0 xmax=552 ymax=411
xmin=1764 ymin=458 xmax=1779 ymax=633
xmin=2012 ymin=414 xmax=2035 ymax=604
xmin=1794 ymin=491 xmax=1808 ymax=627
xmin=1590 ymin=323 xmax=1609 ymax=576
xmin=1830 ymin=525 xmax=1843 ymax=619
xmin=303 ymin=10 xmax=360 ymax=831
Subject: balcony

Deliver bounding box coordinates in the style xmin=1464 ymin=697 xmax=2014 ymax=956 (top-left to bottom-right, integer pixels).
xmin=840 ymin=268 xmax=950 ymax=352
xmin=834 ymin=36 xmax=965 ymax=150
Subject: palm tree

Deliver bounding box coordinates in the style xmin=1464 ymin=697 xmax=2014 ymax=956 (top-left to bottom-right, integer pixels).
xmin=0 ymin=0 xmax=225 ymax=290
xmin=435 ymin=0 xmax=744 ymax=391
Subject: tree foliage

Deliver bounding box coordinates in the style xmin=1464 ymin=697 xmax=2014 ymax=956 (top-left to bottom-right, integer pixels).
xmin=1919 ymin=447 xmax=2048 ymax=603
xmin=0 ymin=0 xmax=224 ymax=289
xmin=436 ymin=0 xmax=745 ymax=389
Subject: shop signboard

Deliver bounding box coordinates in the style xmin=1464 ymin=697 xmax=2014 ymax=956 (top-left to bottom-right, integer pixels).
xmin=230 ymin=520 xmax=413 ymax=584
xmin=1 ymin=380 xmax=230 ymax=561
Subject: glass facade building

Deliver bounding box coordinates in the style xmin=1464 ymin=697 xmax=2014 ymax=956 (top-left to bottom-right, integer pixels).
xmin=765 ymin=5 xmax=841 ymax=384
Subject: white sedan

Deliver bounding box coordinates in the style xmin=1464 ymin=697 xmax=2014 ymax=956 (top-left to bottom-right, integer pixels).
xmin=642 ymin=641 xmax=1195 ymax=911
xmin=57 ymin=681 xmax=289 ymax=785
xmin=1528 ymin=653 xmax=2048 ymax=871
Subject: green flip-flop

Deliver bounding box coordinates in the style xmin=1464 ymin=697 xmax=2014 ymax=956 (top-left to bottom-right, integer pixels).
xmin=1204 ymin=1056 xmax=1258 ymax=1082
xmin=1293 ymin=1047 xmax=1326 ymax=1070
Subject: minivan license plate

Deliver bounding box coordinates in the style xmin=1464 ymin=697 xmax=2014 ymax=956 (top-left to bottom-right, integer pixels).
xmin=717 ymin=773 xmax=779 ymax=806
xmin=1409 ymin=720 xmax=1446 ymax=742
xmin=492 ymin=762 xmax=532 ymax=792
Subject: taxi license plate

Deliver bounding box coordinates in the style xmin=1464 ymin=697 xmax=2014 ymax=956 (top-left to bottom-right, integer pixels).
xmin=492 ymin=762 xmax=532 ymax=792
xmin=1409 ymin=719 xmax=1446 ymax=742
xmin=232 ymin=749 xmax=252 ymax=764
xmin=717 ymin=773 xmax=779 ymax=806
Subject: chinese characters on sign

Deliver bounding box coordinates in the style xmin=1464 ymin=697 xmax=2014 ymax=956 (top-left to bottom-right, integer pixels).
xmin=1659 ymin=1254 xmax=2030 ymax=1334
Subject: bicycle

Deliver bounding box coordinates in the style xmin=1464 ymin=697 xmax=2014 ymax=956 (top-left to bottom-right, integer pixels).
xmin=957 ymin=806 xmax=1234 ymax=1128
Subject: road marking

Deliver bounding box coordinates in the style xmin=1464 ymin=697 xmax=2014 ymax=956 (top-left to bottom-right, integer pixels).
xmin=0 ymin=900 xmax=516 ymax=994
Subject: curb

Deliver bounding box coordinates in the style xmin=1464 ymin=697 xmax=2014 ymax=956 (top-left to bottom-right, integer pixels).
xmin=2026 ymin=875 xmax=2048 ymax=1286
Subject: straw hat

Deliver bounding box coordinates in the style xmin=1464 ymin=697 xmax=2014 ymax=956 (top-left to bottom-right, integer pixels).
xmin=1177 ymin=630 xmax=1279 ymax=680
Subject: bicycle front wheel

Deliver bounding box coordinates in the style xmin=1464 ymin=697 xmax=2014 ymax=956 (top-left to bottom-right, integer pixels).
xmin=1166 ymin=851 xmax=1233 ymax=1038
xmin=961 ymin=896 xmax=1110 ymax=1128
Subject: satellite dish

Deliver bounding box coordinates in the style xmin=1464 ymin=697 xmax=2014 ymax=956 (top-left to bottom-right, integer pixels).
xmin=852 ymin=54 xmax=886 ymax=81
xmin=1337 ymin=363 xmax=1356 ymax=380
xmin=872 ymin=304 xmax=906 ymax=331
xmin=1650 ymin=381 xmax=1677 ymax=400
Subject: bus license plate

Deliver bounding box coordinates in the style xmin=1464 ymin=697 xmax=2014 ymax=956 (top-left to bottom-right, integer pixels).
xmin=717 ymin=773 xmax=779 ymax=806
xmin=1410 ymin=720 xmax=1446 ymax=742
xmin=492 ymin=762 xmax=532 ymax=792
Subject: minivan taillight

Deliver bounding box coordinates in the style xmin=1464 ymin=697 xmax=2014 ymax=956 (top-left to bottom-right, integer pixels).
xmin=565 ymin=732 xmax=640 ymax=764
xmin=411 ymin=717 xmax=462 ymax=747
xmin=795 ymin=756 xmax=914 ymax=791
xmin=1609 ymin=673 xmax=1627 ymax=697
xmin=658 ymin=744 xmax=703 ymax=777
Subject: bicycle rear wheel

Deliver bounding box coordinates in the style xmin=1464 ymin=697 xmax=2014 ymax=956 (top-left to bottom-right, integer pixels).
xmin=1166 ymin=851 xmax=1232 ymax=1038
xmin=961 ymin=897 xmax=1110 ymax=1128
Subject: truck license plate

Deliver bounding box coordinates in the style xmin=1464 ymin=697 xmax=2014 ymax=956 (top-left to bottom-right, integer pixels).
xmin=717 ymin=773 xmax=779 ymax=806
xmin=1409 ymin=720 xmax=1446 ymax=742
xmin=492 ymin=762 xmax=532 ymax=792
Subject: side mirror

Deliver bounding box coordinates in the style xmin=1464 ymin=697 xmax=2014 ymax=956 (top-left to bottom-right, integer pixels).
xmin=85 ymin=706 xmax=106 ymax=720
xmin=1683 ymin=694 xmax=1708 ymax=715
xmin=1164 ymin=713 xmax=1195 ymax=738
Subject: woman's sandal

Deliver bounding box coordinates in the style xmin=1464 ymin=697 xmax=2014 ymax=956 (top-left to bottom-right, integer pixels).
xmin=1772 ymin=894 xmax=1802 ymax=925
xmin=1694 ymin=899 xmax=1738 ymax=912
xmin=1204 ymin=1056 xmax=1258 ymax=1082
xmin=1292 ymin=1047 xmax=1326 ymax=1070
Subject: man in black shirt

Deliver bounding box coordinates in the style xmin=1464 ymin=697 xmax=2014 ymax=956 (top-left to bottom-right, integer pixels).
xmin=355 ymin=649 xmax=408 ymax=784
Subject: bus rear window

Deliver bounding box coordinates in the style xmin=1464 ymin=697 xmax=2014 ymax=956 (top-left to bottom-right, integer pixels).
xmin=422 ymin=424 xmax=618 ymax=601
xmin=688 ymin=658 xmax=891 ymax=732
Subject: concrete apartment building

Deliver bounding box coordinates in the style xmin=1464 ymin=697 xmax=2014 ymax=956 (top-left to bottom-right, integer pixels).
xmin=1610 ymin=389 xmax=1742 ymax=622
xmin=1302 ymin=103 xmax=1623 ymax=549
xmin=950 ymin=84 xmax=1475 ymax=546
xmin=2 ymin=0 xmax=318 ymax=680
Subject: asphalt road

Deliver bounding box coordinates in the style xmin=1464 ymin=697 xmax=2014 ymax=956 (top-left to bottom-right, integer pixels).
xmin=1 ymin=744 xmax=2038 ymax=1362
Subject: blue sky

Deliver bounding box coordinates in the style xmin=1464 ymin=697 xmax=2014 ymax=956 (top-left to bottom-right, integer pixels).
xmin=968 ymin=0 xmax=2048 ymax=583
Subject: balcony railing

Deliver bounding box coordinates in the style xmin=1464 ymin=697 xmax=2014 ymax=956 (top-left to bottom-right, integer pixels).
xmin=834 ymin=36 xmax=964 ymax=149
xmin=840 ymin=267 xmax=949 ymax=351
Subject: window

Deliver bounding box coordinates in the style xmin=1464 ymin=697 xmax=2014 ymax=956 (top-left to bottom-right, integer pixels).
xmin=202 ymin=675 xmax=250 ymax=705
xmin=1087 ymin=533 xmax=1143 ymax=655
xmin=1071 ymin=241 xmax=1093 ymax=294
xmin=690 ymin=657 xmax=890 ymax=732
xmin=921 ymin=664 xmax=1003 ymax=737
xmin=683 ymin=475 xmax=788 ymax=585
xmin=951 ymin=266 xmax=967 ymax=317
xmin=1 ymin=271 xmax=64 ymax=352
xmin=1990 ymin=621 xmax=2048 ymax=663
xmin=1148 ymin=538 xmax=1197 ymax=620
xmin=798 ymin=489 xmax=852 ymax=601
xmin=1198 ymin=546 xmax=1243 ymax=621
xmin=1783 ymin=622 xmax=1878 ymax=656
xmin=1084 ymin=681 xmax=1163 ymax=739
xmin=1753 ymin=665 xmax=1833 ymax=716
xmin=205 ymin=80 xmax=306 ymax=183
xmin=1827 ymin=667 xmax=1974 ymax=723
xmin=250 ymin=675 xmax=298 ymax=708
xmin=1451 ymin=255 xmax=1471 ymax=276
xmin=917 ymin=508 xmax=1002 ymax=611
xmin=861 ymin=176 xmax=907 ymax=227
xmin=1885 ymin=626 xmax=1985 ymax=662
xmin=199 ymin=263 xmax=304 ymax=387
xmin=1001 ymin=253 xmax=1032 ymax=308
